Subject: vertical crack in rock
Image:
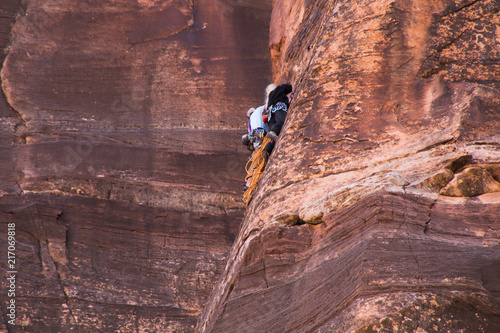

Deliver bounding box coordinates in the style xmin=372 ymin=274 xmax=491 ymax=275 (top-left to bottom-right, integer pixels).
xmin=406 ymin=231 xmax=422 ymax=280
xmin=418 ymin=28 xmax=469 ymax=78
xmin=40 ymin=213 xmax=77 ymax=326
xmin=261 ymin=258 xmax=269 ymax=288
xmin=25 ymin=203 xmax=76 ymax=326
xmin=52 ymin=257 xmax=77 ymax=327
xmin=64 ymin=221 xmax=71 ymax=262
xmin=424 ymin=196 xmax=438 ymax=234
xmin=11 ymin=161 xmax=24 ymax=194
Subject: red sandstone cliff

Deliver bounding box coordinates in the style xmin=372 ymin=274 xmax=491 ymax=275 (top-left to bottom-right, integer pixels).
xmin=197 ymin=0 xmax=500 ymax=332
xmin=1 ymin=0 xmax=499 ymax=332
xmin=0 ymin=0 xmax=272 ymax=331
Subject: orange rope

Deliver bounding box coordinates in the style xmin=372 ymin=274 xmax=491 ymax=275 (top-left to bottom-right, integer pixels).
xmin=243 ymin=137 xmax=271 ymax=204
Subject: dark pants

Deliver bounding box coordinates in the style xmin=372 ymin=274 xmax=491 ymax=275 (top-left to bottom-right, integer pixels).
xmin=265 ymin=109 xmax=287 ymax=155
xmin=265 ymin=140 xmax=275 ymax=155
xmin=269 ymin=109 xmax=287 ymax=135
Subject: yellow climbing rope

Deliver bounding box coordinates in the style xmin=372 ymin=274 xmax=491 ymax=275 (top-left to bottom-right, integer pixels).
xmin=243 ymin=137 xmax=271 ymax=204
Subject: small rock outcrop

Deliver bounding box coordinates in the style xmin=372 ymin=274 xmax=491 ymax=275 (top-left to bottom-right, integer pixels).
xmin=198 ymin=0 xmax=500 ymax=332
xmin=440 ymin=166 xmax=500 ymax=197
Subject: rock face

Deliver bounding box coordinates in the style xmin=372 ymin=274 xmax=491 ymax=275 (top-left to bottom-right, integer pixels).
xmin=0 ymin=195 xmax=240 ymax=332
xmin=0 ymin=0 xmax=272 ymax=331
xmin=198 ymin=0 xmax=500 ymax=332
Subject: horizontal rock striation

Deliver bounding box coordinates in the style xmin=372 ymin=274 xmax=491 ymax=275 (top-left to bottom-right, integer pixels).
xmin=0 ymin=0 xmax=272 ymax=331
xmin=0 ymin=194 xmax=239 ymax=331
xmin=198 ymin=0 xmax=500 ymax=332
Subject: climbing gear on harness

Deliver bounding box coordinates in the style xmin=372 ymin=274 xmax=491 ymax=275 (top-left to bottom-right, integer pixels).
xmin=253 ymin=128 xmax=266 ymax=138
xmin=241 ymin=134 xmax=254 ymax=151
xmin=243 ymin=136 xmax=272 ymax=204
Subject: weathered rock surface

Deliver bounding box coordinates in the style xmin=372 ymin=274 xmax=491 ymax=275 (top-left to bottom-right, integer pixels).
xmin=440 ymin=166 xmax=500 ymax=196
xmin=198 ymin=0 xmax=500 ymax=332
xmin=1 ymin=195 xmax=240 ymax=332
xmin=0 ymin=0 xmax=272 ymax=331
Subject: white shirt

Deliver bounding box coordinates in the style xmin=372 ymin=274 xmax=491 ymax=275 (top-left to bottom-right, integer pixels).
xmin=248 ymin=105 xmax=269 ymax=134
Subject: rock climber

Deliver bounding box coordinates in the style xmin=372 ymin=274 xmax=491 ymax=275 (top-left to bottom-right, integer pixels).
xmin=263 ymin=83 xmax=293 ymax=161
xmin=241 ymin=84 xmax=277 ymax=190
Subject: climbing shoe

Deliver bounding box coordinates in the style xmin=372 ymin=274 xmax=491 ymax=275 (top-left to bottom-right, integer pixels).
xmin=263 ymin=151 xmax=269 ymax=164
xmin=266 ymin=131 xmax=278 ymax=141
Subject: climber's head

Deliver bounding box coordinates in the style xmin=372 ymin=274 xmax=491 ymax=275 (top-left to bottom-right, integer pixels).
xmin=266 ymin=83 xmax=277 ymax=95
xmin=265 ymin=83 xmax=277 ymax=109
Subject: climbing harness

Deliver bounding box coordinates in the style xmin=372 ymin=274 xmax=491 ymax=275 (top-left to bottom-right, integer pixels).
xmin=253 ymin=128 xmax=266 ymax=137
xmin=243 ymin=136 xmax=272 ymax=204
